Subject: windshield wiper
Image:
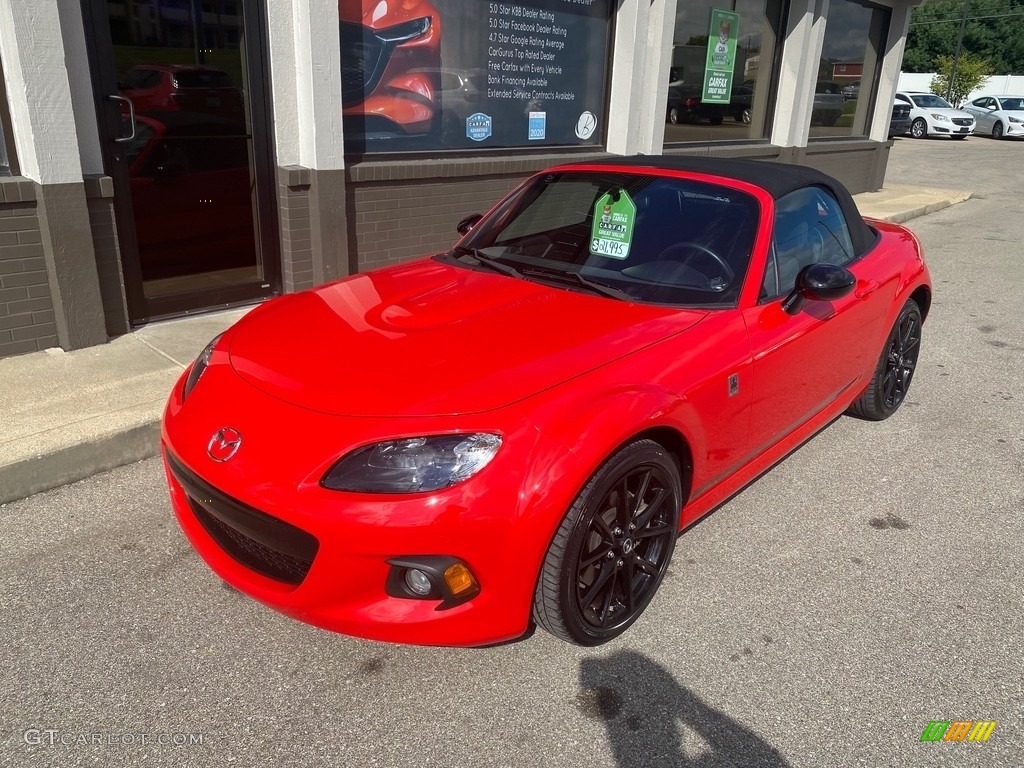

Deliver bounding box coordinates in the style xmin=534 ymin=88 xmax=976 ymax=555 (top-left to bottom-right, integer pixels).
xmin=452 ymin=246 xmax=523 ymax=278
xmin=521 ymin=267 xmax=633 ymax=301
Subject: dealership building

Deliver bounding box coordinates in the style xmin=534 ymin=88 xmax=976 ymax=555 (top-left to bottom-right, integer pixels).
xmin=0 ymin=0 xmax=918 ymax=359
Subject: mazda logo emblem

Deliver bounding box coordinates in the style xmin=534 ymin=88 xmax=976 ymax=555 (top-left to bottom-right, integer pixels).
xmin=208 ymin=427 xmax=242 ymax=462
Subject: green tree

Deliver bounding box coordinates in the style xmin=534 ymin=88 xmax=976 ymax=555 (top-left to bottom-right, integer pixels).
xmin=904 ymin=0 xmax=1024 ymax=74
xmin=929 ymin=52 xmax=991 ymax=105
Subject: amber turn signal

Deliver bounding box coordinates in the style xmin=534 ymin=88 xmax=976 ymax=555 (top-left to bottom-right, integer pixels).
xmin=444 ymin=562 xmax=479 ymax=597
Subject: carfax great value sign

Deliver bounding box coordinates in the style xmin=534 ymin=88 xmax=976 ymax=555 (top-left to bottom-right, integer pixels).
xmin=701 ymin=8 xmax=739 ymax=105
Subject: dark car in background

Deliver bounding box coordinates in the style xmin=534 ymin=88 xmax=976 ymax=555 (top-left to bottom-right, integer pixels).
xmin=812 ymin=82 xmax=843 ymax=126
xmin=888 ymin=99 xmax=912 ymax=138
xmin=666 ymin=82 xmax=752 ymax=125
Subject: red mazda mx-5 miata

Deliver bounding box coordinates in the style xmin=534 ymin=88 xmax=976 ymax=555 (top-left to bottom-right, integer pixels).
xmin=162 ymin=156 xmax=930 ymax=647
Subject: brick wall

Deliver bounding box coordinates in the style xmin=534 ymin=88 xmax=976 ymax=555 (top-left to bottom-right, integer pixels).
xmin=351 ymin=175 xmax=521 ymax=272
xmin=0 ymin=183 xmax=57 ymax=357
xmin=279 ymin=166 xmax=314 ymax=292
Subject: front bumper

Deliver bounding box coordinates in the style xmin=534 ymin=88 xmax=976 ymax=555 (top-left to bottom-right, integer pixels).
xmin=931 ymin=122 xmax=973 ymax=135
xmin=1003 ymin=121 xmax=1024 ymax=137
xmin=162 ymin=364 xmax=549 ymax=647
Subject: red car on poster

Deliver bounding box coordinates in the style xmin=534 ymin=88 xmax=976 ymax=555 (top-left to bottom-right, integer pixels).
xmin=339 ymin=0 xmax=442 ymax=140
xmin=162 ymin=156 xmax=931 ymax=647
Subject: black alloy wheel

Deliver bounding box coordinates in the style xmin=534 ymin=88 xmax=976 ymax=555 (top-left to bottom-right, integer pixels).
xmin=533 ymin=439 xmax=682 ymax=645
xmin=848 ymin=299 xmax=923 ymax=420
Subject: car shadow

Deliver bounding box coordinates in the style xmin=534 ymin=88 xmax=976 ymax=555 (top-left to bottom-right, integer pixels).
xmin=580 ymin=650 xmax=791 ymax=768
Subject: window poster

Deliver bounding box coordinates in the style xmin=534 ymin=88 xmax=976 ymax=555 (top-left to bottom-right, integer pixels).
xmin=339 ymin=0 xmax=612 ymax=152
xmin=701 ymin=9 xmax=740 ymax=105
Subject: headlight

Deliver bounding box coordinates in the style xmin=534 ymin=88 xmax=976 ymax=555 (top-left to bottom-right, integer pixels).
xmin=321 ymin=434 xmax=502 ymax=493
xmin=377 ymin=17 xmax=431 ymax=43
xmin=1009 ymin=116 xmax=1022 ymax=124
xmin=930 ymin=113 xmax=949 ymax=122
xmin=182 ymin=333 xmax=223 ymax=401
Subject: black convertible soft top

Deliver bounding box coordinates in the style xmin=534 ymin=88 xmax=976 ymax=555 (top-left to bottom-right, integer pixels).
xmin=562 ymin=154 xmax=876 ymax=257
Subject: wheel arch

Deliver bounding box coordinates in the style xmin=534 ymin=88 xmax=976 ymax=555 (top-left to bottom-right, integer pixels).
xmin=628 ymin=425 xmax=694 ymax=505
xmin=910 ymin=284 xmax=931 ymax=322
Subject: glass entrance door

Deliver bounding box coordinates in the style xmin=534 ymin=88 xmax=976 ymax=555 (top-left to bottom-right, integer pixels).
xmin=84 ymin=0 xmax=279 ymax=324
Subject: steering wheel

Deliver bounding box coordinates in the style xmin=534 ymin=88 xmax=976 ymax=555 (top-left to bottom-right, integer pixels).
xmin=658 ymin=241 xmax=735 ymax=287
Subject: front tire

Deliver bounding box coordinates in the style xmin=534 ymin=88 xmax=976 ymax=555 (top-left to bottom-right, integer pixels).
xmin=848 ymin=299 xmax=922 ymax=421
xmin=993 ymin=122 xmax=1004 ymax=139
xmin=533 ymin=439 xmax=682 ymax=646
xmin=911 ymin=118 xmax=928 ymax=139
xmin=668 ymin=106 xmax=681 ymax=125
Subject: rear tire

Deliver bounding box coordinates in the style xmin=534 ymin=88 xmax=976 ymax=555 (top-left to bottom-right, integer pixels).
xmin=533 ymin=440 xmax=682 ymax=646
xmin=848 ymin=299 xmax=922 ymax=421
xmin=668 ymin=106 xmax=681 ymax=125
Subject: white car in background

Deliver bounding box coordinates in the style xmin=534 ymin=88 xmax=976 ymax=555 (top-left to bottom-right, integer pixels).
xmin=895 ymin=91 xmax=975 ymax=139
xmin=959 ymin=95 xmax=1024 ymax=139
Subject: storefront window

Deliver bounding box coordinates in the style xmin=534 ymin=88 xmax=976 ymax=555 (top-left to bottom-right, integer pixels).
xmin=0 ymin=56 xmax=16 ymax=176
xmin=663 ymin=0 xmax=783 ymax=145
xmin=339 ymin=0 xmax=612 ymax=153
xmin=808 ymin=0 xmax=890 ymax=138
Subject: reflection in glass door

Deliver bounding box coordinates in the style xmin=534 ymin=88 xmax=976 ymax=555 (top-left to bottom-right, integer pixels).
xmin=87 ymin=0 xmax=279 ymax=322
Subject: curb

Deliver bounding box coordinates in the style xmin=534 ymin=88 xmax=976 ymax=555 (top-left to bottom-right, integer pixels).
xmin=0 ymin=422 xmax=161 ymax=506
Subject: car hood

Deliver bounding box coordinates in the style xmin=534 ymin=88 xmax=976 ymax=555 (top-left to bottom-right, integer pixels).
xmin=228 ymin=258 xmax=706 ymax=417
xmin=923 ymin=107 xmax=973 ymax=119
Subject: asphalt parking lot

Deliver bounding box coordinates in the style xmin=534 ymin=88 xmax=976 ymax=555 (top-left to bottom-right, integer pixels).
xmin=2 ymin=135 xmax=1022 ymax=768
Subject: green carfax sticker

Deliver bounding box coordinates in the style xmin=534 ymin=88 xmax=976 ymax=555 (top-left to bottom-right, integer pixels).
xmin=590 ymin=190 xmax=636 ymax=259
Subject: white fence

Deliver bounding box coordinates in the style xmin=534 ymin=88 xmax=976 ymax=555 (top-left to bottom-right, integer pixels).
xmin=898 ymin=72 xmax=1024 ymax=105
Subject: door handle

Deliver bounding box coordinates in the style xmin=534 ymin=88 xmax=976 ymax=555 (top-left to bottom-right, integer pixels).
xmin=855 ymin=280 xmax=880 ymax=299
xmin=108 ymin=95 xmax=136 ymax=143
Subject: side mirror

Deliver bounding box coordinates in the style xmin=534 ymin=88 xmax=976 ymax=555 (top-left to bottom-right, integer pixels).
xmin=457 ymin=213 xmax=482 ymax=235
xmin=781 ymin=263 xmax=856 ymax=315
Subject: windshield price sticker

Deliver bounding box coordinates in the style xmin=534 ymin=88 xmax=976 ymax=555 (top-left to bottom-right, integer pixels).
xmin=590 ymin=191 xmax=636 ymax=259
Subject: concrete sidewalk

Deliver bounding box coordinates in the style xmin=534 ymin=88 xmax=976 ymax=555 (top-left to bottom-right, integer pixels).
xmin=0 ymin=182 xmax=972 ymax=505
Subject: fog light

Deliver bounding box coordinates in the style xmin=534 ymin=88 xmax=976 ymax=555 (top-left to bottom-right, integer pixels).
xmin=404 ymin=568 xmax=433 ymax=596
xmin=444 ymin=562 xmax=479 ymax=597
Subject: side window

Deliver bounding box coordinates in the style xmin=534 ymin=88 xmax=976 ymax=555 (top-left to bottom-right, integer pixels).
xmin=761 ymin=187 xmax=856 ymax=300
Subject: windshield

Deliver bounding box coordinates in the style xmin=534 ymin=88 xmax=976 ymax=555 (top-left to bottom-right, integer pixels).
xmin=910 ymin=94 xmax=953 ymax=109
xmin=447 ymin=171 xmax=760 ymax=307
xmin=1000 ymin=97 xmax=1024 ymax=111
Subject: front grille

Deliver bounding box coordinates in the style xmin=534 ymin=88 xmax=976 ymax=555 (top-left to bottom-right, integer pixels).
xmin=952 ymin=117 xmax=973 ymax=126
xmin=168 ymin=452 xmax=319 ymax=586
xmin=340 ymin=22 xmax=389 ymax=103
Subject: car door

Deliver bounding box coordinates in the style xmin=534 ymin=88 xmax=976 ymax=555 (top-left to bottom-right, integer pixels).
xmin=741 ymin=187 xmax=895 ymax=453
xmin=970 ymin=98 xmax=993 ymax=132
